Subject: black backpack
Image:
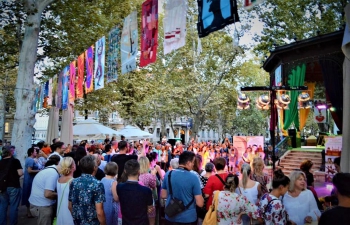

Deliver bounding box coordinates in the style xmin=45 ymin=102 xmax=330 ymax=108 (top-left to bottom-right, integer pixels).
xmin=0 ymin=158 xmax=13 ymax=193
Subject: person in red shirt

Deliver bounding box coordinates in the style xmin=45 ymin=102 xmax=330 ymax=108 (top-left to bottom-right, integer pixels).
xmin=203 ymin=157 xmax=229 ymax=210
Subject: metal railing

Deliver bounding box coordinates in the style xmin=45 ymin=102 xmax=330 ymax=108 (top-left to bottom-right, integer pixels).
xmin=275 ymin=137 xmax=290 ymax=158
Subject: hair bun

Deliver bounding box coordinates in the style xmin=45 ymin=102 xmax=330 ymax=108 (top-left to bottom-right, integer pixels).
xmin=273 ymin=169 xmax=285 ymax=179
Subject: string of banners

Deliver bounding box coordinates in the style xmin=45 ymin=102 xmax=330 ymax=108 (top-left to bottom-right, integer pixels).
xmin=33 ymin=0 xmax=257 ymax=111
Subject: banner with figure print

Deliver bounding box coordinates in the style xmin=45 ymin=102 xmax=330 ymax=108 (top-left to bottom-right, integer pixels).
xmin=107 ymin=27 xmax=120 ymax=83
xmin=85 ymin=46 xmax=94 ymax=93
xmin=47 ymin=78 xmax=53 ymax=106
xmin=69 ymin=61 xmax=76 ymax=105
xmin=57 ymin=71 xmax=63 ymax=109
xmin=76 ymin=53 xmax=85 ymax=99
xmin=62 ymin=65 xmax=70 ymax=110
xmin=232 ymin=136 xmax=265 ymax=168
xmin=325 ymin=136 xmax=342 ymax=182
xmin=121 ymin=11 xmax=138 ymax=74
xmin=197 ymin=0 xmax=240 ymax=38
xmin=94 ymin=37 xmax=105 ymax=90
xmin=140 ymin=0 xmax=158 ymax=67
xmin=163 ymin=0 xmax=188 ymax=55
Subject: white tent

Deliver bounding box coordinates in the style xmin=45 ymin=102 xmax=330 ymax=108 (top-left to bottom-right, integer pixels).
xmin=73 ymin=119 xmax=119 ymax=140
xmin=116 ymin=125 xmax=153 ymax=139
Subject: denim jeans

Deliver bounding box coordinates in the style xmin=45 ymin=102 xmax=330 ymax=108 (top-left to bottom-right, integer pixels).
xmin=0 ymin=187 xmax=22 ymax=225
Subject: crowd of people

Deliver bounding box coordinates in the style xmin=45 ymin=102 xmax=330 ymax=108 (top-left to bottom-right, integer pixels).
xmin=0 ymin=136 xmax=349 ymax=225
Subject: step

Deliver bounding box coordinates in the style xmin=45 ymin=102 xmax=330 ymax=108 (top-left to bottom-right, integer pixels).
xmin=280 ymin=159 xmax=322 ymax=164
xmin=288 ymin=152 xmax=322 ymax=157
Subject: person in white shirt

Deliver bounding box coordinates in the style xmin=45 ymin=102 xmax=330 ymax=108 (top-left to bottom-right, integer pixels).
xmin=283 ymin=170 xmax=321 ymax=225
xmin=47 ymin=142 xmax=65 ymax=161
xmin=29 ymin=163 xmax=60 ymax=225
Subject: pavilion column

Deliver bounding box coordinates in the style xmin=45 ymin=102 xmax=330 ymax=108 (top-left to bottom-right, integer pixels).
xmin=341 ymin=4 xmax=350 ymax=173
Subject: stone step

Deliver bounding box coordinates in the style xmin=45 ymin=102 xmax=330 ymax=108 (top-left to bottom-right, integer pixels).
xmin=280 ymin=160 xmax=322 ymax=165
xmin=288 ymin=152 xmax=322 ymax=157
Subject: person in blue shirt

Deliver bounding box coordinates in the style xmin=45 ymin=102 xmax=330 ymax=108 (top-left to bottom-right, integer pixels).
xmin=161 ymin=151 xmax=204 ymax=225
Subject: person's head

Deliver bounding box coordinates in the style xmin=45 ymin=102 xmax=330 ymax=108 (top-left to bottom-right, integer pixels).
xmin=288 ymin=170 xmax=306 ymax=192
xmin=155 ymin=144 xmax=161 ymax=150
xmin=252 ymin=144 xmax=257 ymax=153
xmin=193 ymin=155 xmax=203 ymax=174
xmin=272 ymin=169 xmax=290 ymax=195
xmin=45 ymin=155 xmax=61 ymax=167
xmin=205 ymin=162 xmax=214 ymax=173
xmin=79 ymin=155 xmax=97 ymax=175
xmin=300 ymin=159 xmax=313 ymax=173
xmin=59 ymin=157 xmax=76 ymax=176
xmin=118 ymin=141 xmax=127 ymax=152
xmin=93 ymin=153 xmax=102 ymax=166
xmin=52 ymin=138 xmax=59 ymax=144
xmin=169 ymin=158 xmax=179 ymax=170
xmin=139 ymin=156 xmax=150 ymax=174
xmin=27 ymin=147 xmax=37 ymax=157
xmin=105 ymin=144 xmax=112 ymax=153
xmin=241 ymin=163 xmax=252 ymax=189
xmin=111 ymin=141 xmax=118 ymax=148
xmin=332 ymin=173 xmax=350 ymax=198
xmin=252 ymin=157 xmax=264 ymax=175
xmin=147 ymin=152 xmax=158 ymax=164
xmin=104 ymin=162 xmax=118 ymax=177
xmin=213 ymin=157 xmax=226 ymax=171
xmin=246 ymin=147 xmax=252 ymax=153
xmin=75 ymin=146 xmax=87 ymax=161
xmin=224 ymin=174 xmax=239 ymax=192
xmin=178 ymin=151 xmax=196 ymax=170
xmin=334 ymin=157 xmax=341 ymax=173
xmin=1 ymin=148 xmax=11 ymax=158
xmin=124 ymin=159 xmax=140 ymax=177
xmin=51 ymin=142 xmax=65 ymax=154
xmin=121 ymin=135 xmax=125 ymax=140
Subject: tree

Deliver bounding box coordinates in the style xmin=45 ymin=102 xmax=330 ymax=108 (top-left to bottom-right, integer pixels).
xmin=252 ymin=0 xmax=346 ymax=55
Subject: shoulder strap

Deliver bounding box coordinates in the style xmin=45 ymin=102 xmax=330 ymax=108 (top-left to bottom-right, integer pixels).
xmin=168 ymin=170 xmax=194 ymax=209
xmin=57 ymin=180 xmax=71 ymax=215
xmin=215 ymin=174 xmax=225 ymax=185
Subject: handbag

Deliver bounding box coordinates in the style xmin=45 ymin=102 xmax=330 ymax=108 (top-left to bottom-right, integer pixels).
xmin=203 ymin=191 xmax=220 ymax=225
xmin=53 ymin=180 xmax=71 ymax=225
xmin=164 ymin=170 xmax=194 ymax=218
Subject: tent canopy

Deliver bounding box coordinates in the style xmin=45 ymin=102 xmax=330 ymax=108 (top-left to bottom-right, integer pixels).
xmin=116 ymin=125 xmax=153 ymax=139
xmin=73 ymin=119 xmax=119 ymax=140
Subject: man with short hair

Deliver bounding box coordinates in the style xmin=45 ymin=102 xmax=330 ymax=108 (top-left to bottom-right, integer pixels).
xmin=28 ymin=156 xmax=60 ymax=225
xmin=319 ymin=173 xmax=350 ymax=225
xmin=47 ymin=141 xmax=65 ymax=161
xmin=161 ymin=151 xmax=204 ymax=225
xmin=169 ymin=158 xmax=179 ymax=170
xmin=111 ymin=141 xmax=137 ymax=181
xmin=0 ymin=148 xmax=23 ymax=225
xmin=117 ymin=159 xmax=153 ymax=225
xmin=69 ymin=155 xmax=106 ymax=225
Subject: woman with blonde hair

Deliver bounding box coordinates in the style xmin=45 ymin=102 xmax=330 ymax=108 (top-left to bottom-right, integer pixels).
xmin=57 ymin=157 xmax=75 ymax=225
xmin=216 ymin=174 xmax=261 ymax=224
xmin=236 ymin=163 xmax=262 ymax=225
xmin=101 ymin=162 xmax=119 ymax=225
xmin=138 ymin=156 xmax=157 ymax=225
xmin=283 ymin=170 xmax=321 ymax=225
xmin=251 ymin=157 xmax=270 ymax=194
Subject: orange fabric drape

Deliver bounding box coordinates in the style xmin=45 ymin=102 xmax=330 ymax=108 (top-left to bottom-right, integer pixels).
xmin=299 ymin=82 xmax=316 ymax=131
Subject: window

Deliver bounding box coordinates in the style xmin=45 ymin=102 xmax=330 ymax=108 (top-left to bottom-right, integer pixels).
xmin=4 ymin=122 xmax=9 ymax=134
xmin=148 ymin=128 xmax=153 ymax=134
xmin=207 ymin=130 xmax=210 ymax=138
xmin=166 ymin=128 xmax=170 ymax=137
xmin=201 ymin=129 xmax=205 ymax=138
xmin=156 ymin=128 xmax=160 ymax=137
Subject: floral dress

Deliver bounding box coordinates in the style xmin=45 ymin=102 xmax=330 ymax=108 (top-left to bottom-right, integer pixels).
xmin=216 ymin=191 xmax=259 ymax=225
xmin=139 ymin=173 xmax=157 ymax=217
xmin=258 ymin=193 xmax=289 ymax=225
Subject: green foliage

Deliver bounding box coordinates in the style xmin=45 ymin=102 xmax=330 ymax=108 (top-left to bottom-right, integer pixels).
xmin=252 ymin=0 xmax=346 ymax=55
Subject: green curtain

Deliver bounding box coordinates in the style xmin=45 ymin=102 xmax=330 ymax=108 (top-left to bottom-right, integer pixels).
xmin=283 ymin=64 xmax=306 ymax=131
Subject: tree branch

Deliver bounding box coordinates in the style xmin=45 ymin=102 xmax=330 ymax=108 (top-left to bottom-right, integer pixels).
xmin=187 ymin=101 xmax=196 ymax=115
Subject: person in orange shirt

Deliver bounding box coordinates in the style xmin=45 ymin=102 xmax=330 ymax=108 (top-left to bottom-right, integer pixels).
xmin=41 ymin=143 xmax=52 ymax=155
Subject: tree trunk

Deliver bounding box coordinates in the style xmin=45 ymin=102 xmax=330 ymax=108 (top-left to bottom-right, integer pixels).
xmin=0 ymin=91 xmax=5 ymax=141
xmin=11 ymin=0 xmax=53 ymax=165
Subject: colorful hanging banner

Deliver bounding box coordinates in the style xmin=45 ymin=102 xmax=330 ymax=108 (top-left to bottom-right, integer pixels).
xmin=121 ymin=11 xmax=138 ymax=74
xmin=94 ymin=37 xmax=106 ymax=90
xmin=244 ymin=0 xmax=264 ymax=10
xmin=57 ymin=71 xmax=63 ymax=109
xmin=197 ymin=0 xmax=240 ymax=38
xmin=85 ymin=46 xmax=94 ymax=94
xmin=76 ymin=53 xmax=85 ymax=99
xmin=38 ymin=84 xmax=45 ymax=111
xmin=107 ymin=27 xmax=120 ymax=83
xmin=163 ymin=0 xmax=188 ymax=55
xmin=32 ymin=87 xmax=39 ymax=113
xmin=62 ymin=65 xmax=69 ymax=110
xmin=48 ymin=77 xmax=53 ymax=106
xmin=69 ymin=61 xmax=76 ymax=105
xmin=140 ymin=0 xmax=158 ymax=67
